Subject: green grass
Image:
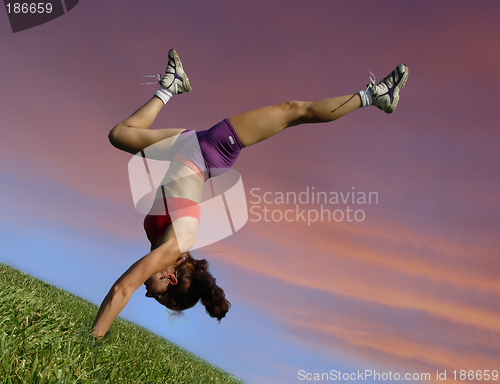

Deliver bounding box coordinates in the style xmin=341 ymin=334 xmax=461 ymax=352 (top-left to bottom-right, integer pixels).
xmin=0 ymin=263 xmax=245 ymax=384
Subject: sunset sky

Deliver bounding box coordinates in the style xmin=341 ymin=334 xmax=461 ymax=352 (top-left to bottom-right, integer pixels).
xmin=1 ymin=1 xmax=499 ymax=383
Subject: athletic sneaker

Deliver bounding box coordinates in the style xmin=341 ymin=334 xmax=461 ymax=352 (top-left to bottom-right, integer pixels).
xmin=368 ymin=64 xmax=408 ymax=114
xmin=159 ymin=49 xmax=192 ymax=94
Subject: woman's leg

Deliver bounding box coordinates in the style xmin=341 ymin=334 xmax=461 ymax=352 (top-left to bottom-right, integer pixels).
xmin=108 ymin=96 xmax=187 ymax=154
xmin=109 ymin=49 xmax=193 ymax=154
xmin=229 ymin=94 xmax=361 ymax=148
xmin=229 ymin=63 xmax=409 ymax=147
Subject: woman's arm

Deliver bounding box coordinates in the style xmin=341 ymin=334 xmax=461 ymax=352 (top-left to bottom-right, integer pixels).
xmin=91 ymin=237 xmax=181 ymax=338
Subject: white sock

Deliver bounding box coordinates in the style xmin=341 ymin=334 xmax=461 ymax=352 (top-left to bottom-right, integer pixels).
xmin=358 ymin=89 xmax=373 ymax=108
xmin=154 ymin=87 xmax=173 ymax=105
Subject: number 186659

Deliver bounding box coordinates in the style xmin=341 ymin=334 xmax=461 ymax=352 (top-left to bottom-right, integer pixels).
xmin=453 ymin=370 xmax=499 ymax=380
xmin=6 ymin=3 xmax=53 ymax=13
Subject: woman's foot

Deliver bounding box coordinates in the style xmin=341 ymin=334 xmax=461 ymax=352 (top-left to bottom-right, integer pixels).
xmin=368 ymin=64 xmax=409 ymax=113
xmin=160 ymin=49 xmax=192 ymax=95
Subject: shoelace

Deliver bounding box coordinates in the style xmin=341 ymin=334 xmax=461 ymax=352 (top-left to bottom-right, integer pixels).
xmin=368 ymin=71 xmax=377 ymax=88
xmin=141 ymin=60 xmax=178 ymax=85
xmin=357 ymin=71 xmax=378 ymax=98
xmin=141 ymin=74 xmax=162 ymax=85
xmin=367 ymin=71 xmax=392 ymax=97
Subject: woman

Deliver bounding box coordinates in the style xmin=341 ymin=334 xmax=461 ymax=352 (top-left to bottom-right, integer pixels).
xmin=91 ymin=50 xmax=408 ymax=337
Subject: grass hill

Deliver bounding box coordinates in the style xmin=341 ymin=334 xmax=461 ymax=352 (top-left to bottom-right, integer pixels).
xmin=0 ymin=263 xmax=245 ymax=384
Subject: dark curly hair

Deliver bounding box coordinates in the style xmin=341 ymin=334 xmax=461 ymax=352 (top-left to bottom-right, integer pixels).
xmin=158 ymin=252 xmax=230 ymax=321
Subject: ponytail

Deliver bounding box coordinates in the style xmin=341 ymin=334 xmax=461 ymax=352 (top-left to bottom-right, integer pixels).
xmin=160 ymin=253 xmax=230 ymax=321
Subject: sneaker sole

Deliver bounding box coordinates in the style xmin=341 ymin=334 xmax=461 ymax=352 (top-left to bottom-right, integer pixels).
xmin=386 ymin=64 xmax=409 ymax=113
xmin=396 ymin=64 xmax=409 ymax=92
xmin=169 ymin=49 xmax=192 ymax=93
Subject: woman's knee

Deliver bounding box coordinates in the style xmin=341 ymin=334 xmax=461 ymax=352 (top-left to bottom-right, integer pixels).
xmin=108 ymin=124 xmax=131 ymax=151
xmin=108 ymin=125 xmax=120 ymax=148
xmin=282 ymin=100 xmax=306 ymax=112
xmin=281 ymin=100 xmax=313 ymax=125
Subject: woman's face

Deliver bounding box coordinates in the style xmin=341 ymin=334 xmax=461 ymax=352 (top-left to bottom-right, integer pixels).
xmin=144 ymin=266 xmax=177 ymax=297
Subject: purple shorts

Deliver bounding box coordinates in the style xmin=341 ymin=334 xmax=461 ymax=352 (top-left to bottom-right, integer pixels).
xmin=176 ymin=119 xmax=243 ymax=178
